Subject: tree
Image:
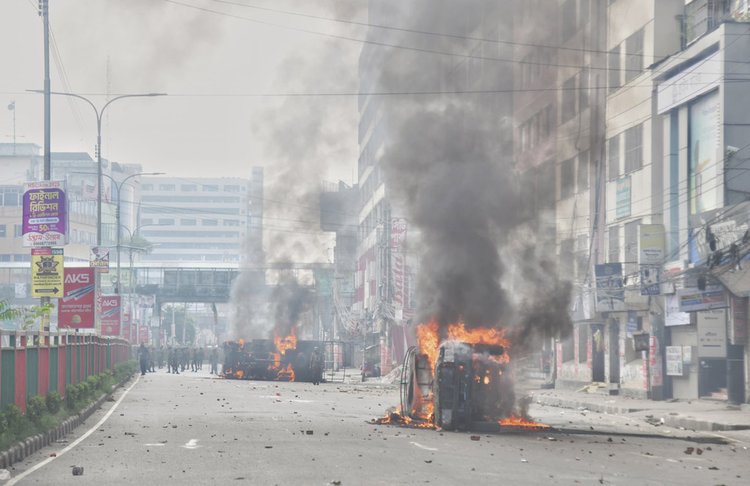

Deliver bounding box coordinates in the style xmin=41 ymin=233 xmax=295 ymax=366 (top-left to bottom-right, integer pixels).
xmin=0 ymin=299 xmax=20 ymax=322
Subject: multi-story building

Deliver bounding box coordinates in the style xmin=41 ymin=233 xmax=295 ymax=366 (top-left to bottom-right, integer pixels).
xmin=513 ymin=0 xmax=608 ymax=387
xmin=516 ymin=0 xmax=750 ymax=404
xmin=138 ymin=172 xmax=263 ymax=265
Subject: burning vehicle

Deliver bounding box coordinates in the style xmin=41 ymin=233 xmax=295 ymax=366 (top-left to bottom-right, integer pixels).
xmin=380 ymin=320 xmax=547 ymax=431
xmin=222 ymin=334 xmax=324 ymax=383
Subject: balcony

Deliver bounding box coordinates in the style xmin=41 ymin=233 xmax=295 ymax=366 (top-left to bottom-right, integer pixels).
xmin=682 ymin=0 xmax=749 ymax=47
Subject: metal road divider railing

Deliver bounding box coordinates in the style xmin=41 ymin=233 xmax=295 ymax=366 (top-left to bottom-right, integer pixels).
xmin=0 ymin=331 xmax=130 ymax=413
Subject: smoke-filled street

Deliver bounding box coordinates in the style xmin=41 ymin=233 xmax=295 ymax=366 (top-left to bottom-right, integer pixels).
xmin=5 ymin=371 xmax=748 ymax=486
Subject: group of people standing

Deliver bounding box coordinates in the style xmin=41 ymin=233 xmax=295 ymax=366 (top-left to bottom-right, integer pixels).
xmin=138 ymin=344 xmax=220 ymax=376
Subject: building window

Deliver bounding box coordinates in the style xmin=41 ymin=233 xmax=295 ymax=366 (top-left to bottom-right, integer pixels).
xmin=141 ymin=218 xmax=153 ymax=225
xmin=0 ymin=186 xmax=21 ymax=206
xmin=158 ymin=184 xmax=175 ymax=191
xmin=141 ymin=184 xmax=154 ymax=191
xmin=624 ymin=124 xmax=643 ymax=173
xmin=181 ymin=218 xmax=197 ymax=225
xmin=608 ymin=225 xmax=620 ymax=263
xmin=181 ymin=184 xmax=197 ymax=192
xmin=224 ymin=185 xmax=240 ymax=192
xmin=158 ymin=218 xmax=174 ymax=225
xmin=203 ymin=219 xmax=218 ymax=226
xmin=608 ymin=134 xmax=620 ymax=181
xmin=560 ymin=158 xmax=575 ymax=199
xmin=223 ymin=219 xmax=240 ymax=226
xmin=608 ymin=45 xmax=621 ymax=94
xmin=577 ymin=151 xmax=589 ymax=192
xmin=13 ymin=224 xmax=22 ymax=238
xmin=204 ymin=185 xmax=219 ymax=192
xmin=561 ymin=75 xmax=577 ymax=123
xmin=625 ymin=28 xmax=644 ymax=83
xmin=0 ymin=225 xmax=6 ymax=237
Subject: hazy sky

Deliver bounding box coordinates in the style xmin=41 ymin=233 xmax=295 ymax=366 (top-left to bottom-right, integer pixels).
xmin=0 ymin=0 xmax=362 ymax=184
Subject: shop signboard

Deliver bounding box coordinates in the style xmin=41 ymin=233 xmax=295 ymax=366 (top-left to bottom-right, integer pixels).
xmin=595 ymin=263 xmax=625 ymax=312
xmin=639 ymin=224 xmax=665 ymax=265
xmin=616 ymin=176 xmax=631 ymax=219
xmin=677 ymin=287 xmax=727 ymax=312
xmin=697 ymin=309 xmax=727 ymax=358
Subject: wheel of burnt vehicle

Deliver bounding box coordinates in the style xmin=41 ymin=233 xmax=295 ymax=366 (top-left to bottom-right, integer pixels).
xmin=400 ymin=346 xmax=417 ymax=417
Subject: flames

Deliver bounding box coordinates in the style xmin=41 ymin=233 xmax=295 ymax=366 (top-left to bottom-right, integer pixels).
xmin=416 ymin=319 xmax=511 ymax=369
xmin=274 ymin=331 xmax=297 ymax=355
xmin=498 ymin=415 xmax=551 ymax=430
xmin=272 ymin=327 xmax=298 ymax=381
xmin=371 ymin=409 xmax=436 ymax=429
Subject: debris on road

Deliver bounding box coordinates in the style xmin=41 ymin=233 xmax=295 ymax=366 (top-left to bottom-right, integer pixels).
xmin=470 ymin=435 xmax=480 ymax=441
xmin=72 ymin=466 xmax=84 ymax=476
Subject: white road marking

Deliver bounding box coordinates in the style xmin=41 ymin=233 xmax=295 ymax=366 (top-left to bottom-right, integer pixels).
xmin=144 ymin=443 xmax=166 ymax=447
xmin=6 ymin=375 xmax=141 ymax=486
xmin=181 ymin=439 xmax=201 ymax=449
xmin=410 ymin=441 xmax=438 ymax=451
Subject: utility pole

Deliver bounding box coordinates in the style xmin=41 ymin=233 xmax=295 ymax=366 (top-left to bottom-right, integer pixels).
xmin=40 ymin=0 xmax=52 ymax=331
xmin=41 ymin=0 xmax=50 ymax=179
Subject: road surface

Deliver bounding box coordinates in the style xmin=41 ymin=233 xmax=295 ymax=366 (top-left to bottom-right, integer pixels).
xmin=4 ymin=369 xmax=748 ymax=485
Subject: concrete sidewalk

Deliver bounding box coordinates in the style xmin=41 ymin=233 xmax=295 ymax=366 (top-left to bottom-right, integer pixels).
xmin=528 ymin=386 xmax=750 ymax=432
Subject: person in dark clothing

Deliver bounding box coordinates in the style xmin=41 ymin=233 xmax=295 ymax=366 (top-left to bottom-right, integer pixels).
xmin=309 ymin=347 xmax=323 ymax=385
xmin=138 ymin=344 xmax=150 ymax=376
xmin=209 ymin=347 xmax=219 ymax=374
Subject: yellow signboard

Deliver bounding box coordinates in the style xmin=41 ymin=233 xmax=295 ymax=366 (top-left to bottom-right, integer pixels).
xmin=31 ymin=248 xmax=64 ymax=298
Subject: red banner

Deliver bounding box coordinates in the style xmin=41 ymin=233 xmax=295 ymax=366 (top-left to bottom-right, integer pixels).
xmin=58 ymin=268 xmax=95 ymax=328
xmin=99 ymin=295 xmax=121 ymax=336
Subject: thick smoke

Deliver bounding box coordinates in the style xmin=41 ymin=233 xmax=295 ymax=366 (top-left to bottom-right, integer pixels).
xmin=231 ymin=2 xmax=362 ymax=337
xmin=372 ymin=1 xmax=572 ymax=343
xmin=270 ymin=273 xmax=314 ymax=338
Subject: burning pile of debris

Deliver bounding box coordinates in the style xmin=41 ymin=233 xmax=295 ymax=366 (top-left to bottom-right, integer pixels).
xmin=373 ymin=319 xmax=549 ymax=431
xmin=222 ymin=328 xmax=323 ymax=383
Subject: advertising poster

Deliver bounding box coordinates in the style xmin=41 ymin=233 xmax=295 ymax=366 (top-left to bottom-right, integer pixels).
xmin=22 ymin=180 xmax=68 ymax=247
xmin=31 ymin=247 xmax=64 ymax=298
xmin=595 ymin=263 xmax=625 ymax=312
xmin=90 ymin=246 xmax=110 ymax=273
xmin=665 ymin=294 xmax=691 ymax=327
xmin=688 ymin=91 xmax=721 ymax=216
xmin=666 ymin=346 xmax=684 ymax=376
xmin=100 ymin=295 xmax=121 ymax=336
xmin=58 ymin=268 xmax=95 ymax=329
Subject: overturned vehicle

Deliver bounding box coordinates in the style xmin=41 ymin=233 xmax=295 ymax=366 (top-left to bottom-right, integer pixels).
xmin=401 ymin=340 xmax=514 ymax=431
xmin=223 ymin=339 xmax=324 ymax=383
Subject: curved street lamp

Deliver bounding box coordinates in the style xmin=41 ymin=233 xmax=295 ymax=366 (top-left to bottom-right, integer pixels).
xmin=27 ymin=90 xmax=167 ymax=246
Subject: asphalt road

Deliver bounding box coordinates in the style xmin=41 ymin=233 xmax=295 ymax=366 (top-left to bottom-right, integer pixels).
xmin=3 ymin=369 xmax=749 ymax=485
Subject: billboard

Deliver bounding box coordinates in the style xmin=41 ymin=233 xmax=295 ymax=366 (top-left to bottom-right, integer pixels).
xmin=58 ymin=268 xmax=95 ymax=329
xmin=22 ymin=180 xmax=68 ymax=247
xmin=100 ymin=295 xmax=121 ymax=336
xmin=688 ymin=91 xmax=721 ymax=216
xmin=595 ymin=263 xmax=625 ymax=312
xmin=31 ymin=247 xmax=64 ymax=298
xmin=697 ymin=309 xmax=727 ymax=358
xmin=677 ymin=287 xmax=727 ymax=312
